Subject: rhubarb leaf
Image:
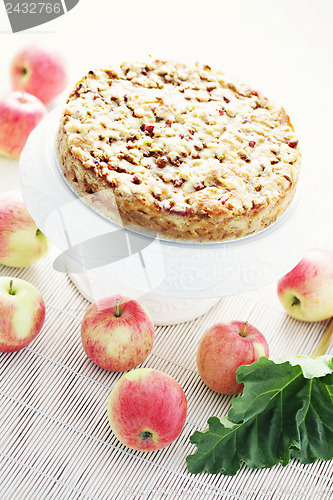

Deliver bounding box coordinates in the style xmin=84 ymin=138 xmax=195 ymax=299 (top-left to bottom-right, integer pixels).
xmin=273 ymin=355 xmax=333 ymax=378
xmin=187 ymin=356 xmax=333 ymax=475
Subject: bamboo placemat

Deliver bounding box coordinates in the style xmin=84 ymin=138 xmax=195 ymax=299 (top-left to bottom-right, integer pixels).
xmin=0 ymin=157 xmax=332 ymax=499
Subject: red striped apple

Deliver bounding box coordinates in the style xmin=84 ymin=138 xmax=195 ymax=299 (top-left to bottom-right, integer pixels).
xmin=107 ymin=368 xmax=187 ymax=451
xmin=0 ymin=91 xmax=46 ymax=158
xmin=0 ymin=277 xmax=45 ymax=352
xmin=197 ymin=321 xmax=269 ymax=394
xmin=10 ymin=44 xmax=67 ymax=104
xmin=81 ymin=295 xmax=155 ymax=371
xmin=0 ymin=194 xmax=48 ymax=267
xmin=277 ymin=248 xmax=333 ymax=322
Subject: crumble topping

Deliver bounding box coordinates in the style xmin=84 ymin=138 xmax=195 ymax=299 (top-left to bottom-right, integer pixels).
xmin=57 ymin=60 xmax=301 ymax=240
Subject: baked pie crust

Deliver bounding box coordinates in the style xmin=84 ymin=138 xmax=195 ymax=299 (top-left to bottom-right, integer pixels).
xmin=56 ymin=60 xmax=301 ymax=242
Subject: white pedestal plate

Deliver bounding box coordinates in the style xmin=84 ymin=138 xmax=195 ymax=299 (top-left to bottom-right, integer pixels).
xmin=20 ymin=110 xmax=316 ymax=324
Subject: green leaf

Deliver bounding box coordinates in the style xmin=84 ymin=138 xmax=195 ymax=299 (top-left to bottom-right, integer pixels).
xmin=290 ymin=373 xmax=333 ymax=463
xmin=273 ymin=355 xmax=333 ymax=379
xmin=187 ymin=356 xmax=333 ymax=475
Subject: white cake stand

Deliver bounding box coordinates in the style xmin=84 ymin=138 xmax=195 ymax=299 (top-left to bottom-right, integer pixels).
xmin=19 ymin=109 xmax=321 ymax=324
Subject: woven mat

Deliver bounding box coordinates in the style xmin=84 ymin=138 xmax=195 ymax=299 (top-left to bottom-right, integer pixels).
xmin=0 ymin=157 xmax=332 ymax=499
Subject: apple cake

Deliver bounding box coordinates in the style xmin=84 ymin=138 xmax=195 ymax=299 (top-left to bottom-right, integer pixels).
xmin=56 ymin=60 xmax=301 ymax=242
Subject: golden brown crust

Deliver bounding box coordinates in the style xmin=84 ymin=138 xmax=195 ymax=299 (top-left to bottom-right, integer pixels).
xmin=56 ymin=60 xmax=301 ymax=242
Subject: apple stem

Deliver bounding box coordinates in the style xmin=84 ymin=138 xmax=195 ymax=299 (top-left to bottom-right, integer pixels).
xmin=312 ymin=317 xmax=333 ymax=357
xmin=114 ymin=299 xmax=120 ymax=317
xmin=9 ymin=280 xmax=14 ymax=295
xmin=241 ymin=321 xmax=248 ymax=337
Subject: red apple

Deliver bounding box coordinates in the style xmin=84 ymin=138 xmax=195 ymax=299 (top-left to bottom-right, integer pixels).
xmin=0 ymin=277 xmax=45 ymax=352
xmin=0 ymin=193 xmax=48 ymax=267
xmin=277 ymin=248 xmax=333 ymax=322
xmin=81 ymin=295 xmax=155 ymax=371
xmin=0 ymin=91 xmax=46 ymax=158
xmin=196 ymin=321 xmax=269 ymax=394
xmin=107 ymin=368 xmax=187 ymax=451
xmin=10 ymin=44 xmax=67 ymax=104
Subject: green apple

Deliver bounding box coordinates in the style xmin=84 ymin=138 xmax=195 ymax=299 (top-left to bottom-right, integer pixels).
xmin=0 ymin=193 xmax=48 ymax=267
xmin=0 ymin=277 xmax=45 ymax=352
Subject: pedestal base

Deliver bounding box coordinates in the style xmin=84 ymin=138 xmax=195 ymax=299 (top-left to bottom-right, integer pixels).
xmin=68 ymin=270 xmax=220 ymax=325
